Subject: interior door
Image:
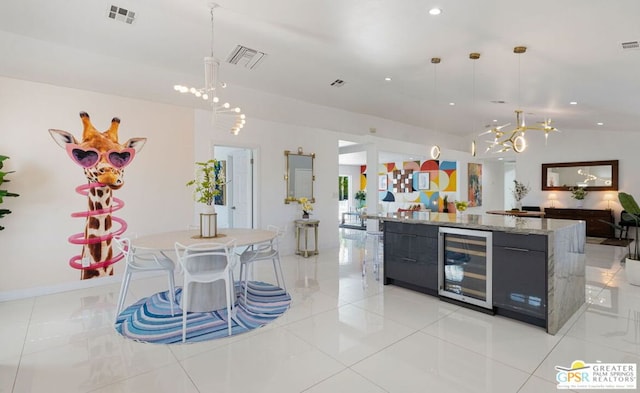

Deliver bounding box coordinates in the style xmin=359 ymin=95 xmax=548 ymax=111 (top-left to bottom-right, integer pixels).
xmin=213 ymin=146 xmax=254 ymax=228
xmin=230 ymin=148 xmax=252 ymax=228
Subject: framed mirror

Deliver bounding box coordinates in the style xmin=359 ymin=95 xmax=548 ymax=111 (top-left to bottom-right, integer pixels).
xmin=284 ymin=149 xmax=315 ymax=203
xmin=542 ymin=160 xmax=618 ymax=191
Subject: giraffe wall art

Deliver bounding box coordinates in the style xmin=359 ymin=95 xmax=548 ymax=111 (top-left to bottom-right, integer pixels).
xmin=49 ymin=112 xmax=147 ymax=279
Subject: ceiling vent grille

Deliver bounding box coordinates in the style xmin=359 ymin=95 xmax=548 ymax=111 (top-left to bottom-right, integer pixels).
xmin=330 ymin=79 xmax=345 ymax=87
xmin=621 ymin=41 xmax=639 ymax=50
xmin=107 ymin=5 xmax=136 ymax=24
xmin=226 ymin=45 xmax=267 ymax=69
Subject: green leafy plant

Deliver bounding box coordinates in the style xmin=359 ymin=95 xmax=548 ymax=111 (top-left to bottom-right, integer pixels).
xmin=186 ymin=159 xmax=225 ymax=206
xmin=355 ymin=190 xmax=366 ymax=201
xmin=619 ymin=192 xmax=640 ymax=260
xmin=0 ymin=155 xmax=19 ymax=231
xmin=569 ymin=186 xmax=588 ymax=200
xmin=512 ymin=180 xmax=530 ymax=202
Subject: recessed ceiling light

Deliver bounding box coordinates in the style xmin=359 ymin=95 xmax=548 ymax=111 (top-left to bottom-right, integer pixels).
xmin=428 ymin=7 xmax=442 ymax=15
xmin=493 ymin=119 xmax=498 ymax=123
xmin=449 ymin=102 xmax=455 ymax=106
xmin=498 ymin=157 xmax=504 ymax=161
xmin=569 ymin=101 xmax=578 ymax=105
xmin=597 ymin=122 xmax=604 ymax=126
xmin=384 ymin=77 xmax=392 ymax=81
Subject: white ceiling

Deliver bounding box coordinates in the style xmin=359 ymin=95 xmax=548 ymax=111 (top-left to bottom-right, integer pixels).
xmin=2 ymin=0 xmax=640 ymax=154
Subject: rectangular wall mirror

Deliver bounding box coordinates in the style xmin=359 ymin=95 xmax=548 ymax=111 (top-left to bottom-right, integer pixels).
xmin=284 ymin=149 xmax=315 ymax=203
xmin=542 ymin=160 xmax=618 ymax=191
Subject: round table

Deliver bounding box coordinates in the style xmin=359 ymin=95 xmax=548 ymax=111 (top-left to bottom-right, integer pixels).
xmin=133 ymin=228 xmax=276 ymax=312
xmin=134 ymin=228 xmax=276 ymax=251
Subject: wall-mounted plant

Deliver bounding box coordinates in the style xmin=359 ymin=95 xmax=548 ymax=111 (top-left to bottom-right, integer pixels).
xmin=0 ymin=155 xmax=19 ymax=230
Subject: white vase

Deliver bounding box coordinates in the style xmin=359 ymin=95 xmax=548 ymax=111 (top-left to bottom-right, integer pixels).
xmin=576 ymin=200 xmax=584 ymax=208
xmin=201 ymin=204 xmax=215 ymax=214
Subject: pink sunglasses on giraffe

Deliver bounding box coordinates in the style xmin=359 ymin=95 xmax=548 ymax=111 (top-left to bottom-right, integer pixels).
xmin=65 ymin=144 xmax=136 ymax=169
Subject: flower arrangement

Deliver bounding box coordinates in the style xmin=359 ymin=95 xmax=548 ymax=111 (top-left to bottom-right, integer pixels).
xmin=186 ymin=159 xmax=225 ymax=206
xmin=298 ymin=197 xmax=313 ymax=216
xmin=512 ymin=180 xmax=530 ymax=202
xmin=569 ymin=186 xmax=588 ymax=200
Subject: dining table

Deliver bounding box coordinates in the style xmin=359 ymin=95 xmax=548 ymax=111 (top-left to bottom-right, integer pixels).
xmin=133 ymin=228 xmax=276 ymax=312
xmin=486 ymin=210 xmax=545 ymax=217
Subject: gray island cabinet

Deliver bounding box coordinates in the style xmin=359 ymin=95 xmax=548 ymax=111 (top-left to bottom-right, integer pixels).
xmin=375 ymin=212 xmax=586 ymax=335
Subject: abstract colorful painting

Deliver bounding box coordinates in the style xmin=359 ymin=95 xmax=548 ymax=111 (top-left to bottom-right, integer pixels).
xmin=468 ymin=163 xmax=482 ymax=207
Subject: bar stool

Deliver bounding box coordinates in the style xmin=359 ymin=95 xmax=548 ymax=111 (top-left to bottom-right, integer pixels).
xmin=363 ymin=230 xmax=383 ymax=280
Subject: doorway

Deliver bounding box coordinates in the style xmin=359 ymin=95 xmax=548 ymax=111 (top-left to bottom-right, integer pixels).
xmin=213 ymin=145 xmax=255 ymax=228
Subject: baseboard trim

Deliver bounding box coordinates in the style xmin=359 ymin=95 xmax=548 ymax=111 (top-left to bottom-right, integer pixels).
xmin=0 ymin=271 xmax=162 ymax=302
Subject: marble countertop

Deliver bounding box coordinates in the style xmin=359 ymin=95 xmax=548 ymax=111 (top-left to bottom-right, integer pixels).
xmin=367 ymin=211 xmax=583 ymax=235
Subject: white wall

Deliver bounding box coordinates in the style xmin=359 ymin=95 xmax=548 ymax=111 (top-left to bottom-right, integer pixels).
xmin=0 ymin=77 xmax=194 ymax=295
xmin=0 ymin=75 xmax=466 ymax=298
xmin=508 ymin=130 xmax=638 ymax=221
xmin=4 ymin=71 xmax=639 ymax=298
xmin=194 ymin=110 xmax=341 ymax=256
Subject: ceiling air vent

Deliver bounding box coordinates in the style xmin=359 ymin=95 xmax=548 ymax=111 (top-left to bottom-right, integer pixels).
xmin=106 ymin=5 xmax=136 ymax=24
xmin=621 ymin=41 xmax=640 ymax=50
xmin=330 ymin=79 xmax=345 ymax=87
xmin=226 ymin=45 xmax=267 ymax=69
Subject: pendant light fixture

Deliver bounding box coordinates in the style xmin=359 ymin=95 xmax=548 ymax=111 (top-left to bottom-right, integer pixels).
xmin=430 ymin=57 xmax=441 ymax=160
xmin=481 ymin=46 xmax=559 ymax=153
xmin=173 ymin=4 xmax=246 ymax=135
xmin=470 ymin=52 xmax=480 ymax=157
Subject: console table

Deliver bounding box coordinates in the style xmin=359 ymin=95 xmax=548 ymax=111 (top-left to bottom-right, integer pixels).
xmin=295 ymin=219 xmax=319 ymax=257
xmin=544 ymin=208 xmax=613 ymax=238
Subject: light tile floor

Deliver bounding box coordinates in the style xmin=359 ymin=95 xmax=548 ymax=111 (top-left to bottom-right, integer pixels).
xmin=2 ymin=229 xmax=640 ymax=392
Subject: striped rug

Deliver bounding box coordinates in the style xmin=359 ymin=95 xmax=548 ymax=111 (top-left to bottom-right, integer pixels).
xmin=115 ymin=281 xmax=291 ymax=344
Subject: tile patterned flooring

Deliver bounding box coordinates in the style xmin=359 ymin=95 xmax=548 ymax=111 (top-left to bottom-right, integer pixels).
xmin=2 ymin=228 xmax=640 ymax=392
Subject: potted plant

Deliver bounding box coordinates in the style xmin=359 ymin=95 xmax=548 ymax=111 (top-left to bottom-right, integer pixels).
xmin=0 ymin=155 xmax=19 ymax=231
xmin=619 ymin=192 xmax=640 ymax=285
xmin=512 ymin=180 xmax=530 ymax=210
xmin=355 ymin=190 xmax=366 ymax=210
xmin=186 ymin=159 xmax=225 ymax=213
xmin=569 ymin=186 xmax=588 ymax=207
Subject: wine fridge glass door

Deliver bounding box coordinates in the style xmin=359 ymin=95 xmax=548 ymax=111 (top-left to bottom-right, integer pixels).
xmin=438 ymin=227 xmax=493 ymax=309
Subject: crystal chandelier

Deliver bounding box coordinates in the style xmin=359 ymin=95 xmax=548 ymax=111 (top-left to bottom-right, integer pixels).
xmin=173 ymin=4 xmax=246 ymax=135
xmin=481 ymin=46 xmax=559 ymax=153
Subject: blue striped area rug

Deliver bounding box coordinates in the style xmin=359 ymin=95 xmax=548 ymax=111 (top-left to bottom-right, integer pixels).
xmin=115 ymin=281 xmax=291 ymax=344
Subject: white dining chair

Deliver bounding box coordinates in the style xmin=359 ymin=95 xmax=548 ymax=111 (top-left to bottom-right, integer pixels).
xmin=174 ymin=239 xmax=236 ymax=342
xmin=113 ymin=237 xmax=176 ymax=322
xmin=238 ymin=225 xmax=286 ymax=306
xmin=362 ymin=229 xmax=383 ymax=281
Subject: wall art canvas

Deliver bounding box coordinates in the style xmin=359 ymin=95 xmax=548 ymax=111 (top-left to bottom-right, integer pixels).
xmin=417 ymin=172 xmax=430 ymax=190
xmin=468 ymin=163 xmax=482 ymax=207
xmin=378 ymin=174 xmax=388 ymax=190
xmin=214 ymin=160 xmax=226 ymax=206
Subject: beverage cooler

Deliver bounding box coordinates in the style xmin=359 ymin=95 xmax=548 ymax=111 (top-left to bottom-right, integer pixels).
xmin=438 ymin=227 xmax=493 ymax=309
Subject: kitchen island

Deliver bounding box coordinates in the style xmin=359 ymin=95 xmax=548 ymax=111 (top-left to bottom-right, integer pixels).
xmin=369 ymin=211 xmax=586 ymax=335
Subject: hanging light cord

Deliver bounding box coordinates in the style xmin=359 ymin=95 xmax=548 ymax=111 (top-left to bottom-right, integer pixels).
xmin=210 ymin=6 xmax=216 ymax=58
